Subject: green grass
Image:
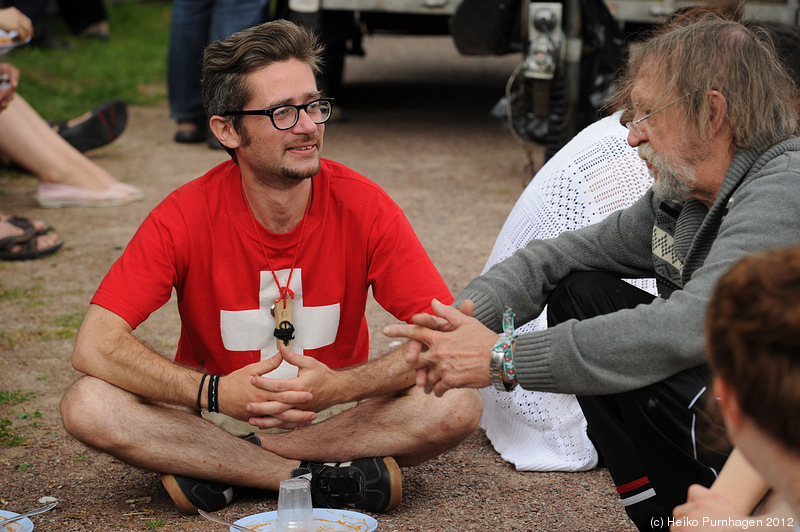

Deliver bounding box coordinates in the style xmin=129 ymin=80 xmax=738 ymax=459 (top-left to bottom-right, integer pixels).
xmin=143 ymin=518 xmax=166 ymax=529
xmin=0 ymin=283 xmax=43 ymax=302
xmin=52 ymin=311 xmax=85 ymax=338
xmin=0 ymin=391 xmax=37 ymax=447
xmin=0 ymin=417 xmax=27 ymax=446
xmin=6 ymin=0 xmax=171 ymax=121
xmin=0 ymin=390 xmax=35 ymax=406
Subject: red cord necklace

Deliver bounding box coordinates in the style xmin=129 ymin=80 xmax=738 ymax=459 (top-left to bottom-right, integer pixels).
xmin=242 ymin=180 xmax=312 ymax=350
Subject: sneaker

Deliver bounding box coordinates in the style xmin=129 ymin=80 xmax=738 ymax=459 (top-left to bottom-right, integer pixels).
xmin=160 ymin=474 xmax=235 ymax=515
xmin=291 ymin=457 xmax=401 ymax=513
xmin=160 ymin=433 xmax=260 ymax=514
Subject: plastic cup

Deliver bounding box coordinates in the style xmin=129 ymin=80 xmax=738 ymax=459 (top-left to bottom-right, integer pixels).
xmin=276 ymin=477 xmax=315 ymax=532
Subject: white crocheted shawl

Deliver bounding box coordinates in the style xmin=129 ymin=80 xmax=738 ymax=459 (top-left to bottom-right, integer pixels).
xmin=478 ymin=112 xmax=656 ymax=471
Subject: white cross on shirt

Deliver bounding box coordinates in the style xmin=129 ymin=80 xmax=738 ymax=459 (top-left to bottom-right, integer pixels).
xmin=220 ymin=269 xmax=340 ymax=378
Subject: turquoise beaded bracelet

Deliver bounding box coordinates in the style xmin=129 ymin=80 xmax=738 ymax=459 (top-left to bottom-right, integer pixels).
xmin=490 ymin=309 xmax=518 ymax=392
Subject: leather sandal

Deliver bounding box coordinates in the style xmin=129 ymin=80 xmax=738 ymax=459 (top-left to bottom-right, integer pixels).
xmin=0 ymin=219 xmax=62 ymax=261
xmin=1 ymin=214 xmax=51 ymax=236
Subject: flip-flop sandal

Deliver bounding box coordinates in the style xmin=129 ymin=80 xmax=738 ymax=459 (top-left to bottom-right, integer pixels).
xmin=0 ymin=232 xmax=63 ymax=261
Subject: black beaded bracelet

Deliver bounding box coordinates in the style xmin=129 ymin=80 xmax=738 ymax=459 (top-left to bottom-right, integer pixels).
xmin=207 ymin=374 xmax=221 ymax=413
xmin=196 ymin=373 xmax=209 ymax=411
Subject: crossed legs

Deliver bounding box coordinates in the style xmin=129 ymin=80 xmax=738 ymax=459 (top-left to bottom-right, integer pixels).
xmin=257 ymin=385 xmax=483 ymax=467
xmin=60 ymin=375 xmax=482 ymax=491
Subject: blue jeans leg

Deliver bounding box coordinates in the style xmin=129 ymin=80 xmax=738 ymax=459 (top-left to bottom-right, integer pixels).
xmin=168 ymin=0 xmax=265 ymax=123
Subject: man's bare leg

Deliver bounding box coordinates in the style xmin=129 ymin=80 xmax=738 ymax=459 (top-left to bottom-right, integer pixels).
xmin=257 ymin=387 xmax=483 ymax=466
xmin=60 ymin=375 xmax=295 ymax=491
xmin=61 ymin=377 xmax=477 ymax=514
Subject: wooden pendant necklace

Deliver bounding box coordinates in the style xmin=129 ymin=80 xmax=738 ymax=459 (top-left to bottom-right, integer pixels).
xmin=242 ymin=180 xmax=312 ymax=350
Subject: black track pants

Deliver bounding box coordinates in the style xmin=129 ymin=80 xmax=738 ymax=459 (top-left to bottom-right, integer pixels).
xmin=546 ymin=272 xmax=730 ymax=531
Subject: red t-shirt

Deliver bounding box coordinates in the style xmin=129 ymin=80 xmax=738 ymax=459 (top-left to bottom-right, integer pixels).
xmin=92 ymin=159 xmax=453 ymax=374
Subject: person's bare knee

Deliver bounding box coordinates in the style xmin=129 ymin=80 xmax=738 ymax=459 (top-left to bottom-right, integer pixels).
xmin=61 ymin=375 xmax=130 ymax=448
xmin=429 ymin=388 xmax=483 ymax=446
xmin=396 ymin=388 xmax=482 ymax=466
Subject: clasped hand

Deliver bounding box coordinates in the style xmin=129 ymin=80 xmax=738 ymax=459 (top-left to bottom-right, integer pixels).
xmin=383 ymin=299 xmax=499 ymax=397
xmin=220 ymin=345 xmax=336 ymax=430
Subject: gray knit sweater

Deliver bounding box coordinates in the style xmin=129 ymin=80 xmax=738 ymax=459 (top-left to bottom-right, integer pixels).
xmin=456 ymin=137 xmax=800 ymax=395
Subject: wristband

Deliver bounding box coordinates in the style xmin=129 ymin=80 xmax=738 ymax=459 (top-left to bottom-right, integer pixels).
xmin=207 ymin=374 xmax=220 ymax=413
xmin=503 ymin=338 xmax=518 ymax=387
xmin=196 ymin=373 xmax=209 ymax=411
xmin=489 ymin=309 xmax=518 ymax=392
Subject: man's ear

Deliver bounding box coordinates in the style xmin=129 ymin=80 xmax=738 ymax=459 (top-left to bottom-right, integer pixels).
xmin=209 ymin=115 xmax=239 ymax=150
xmin=707 ymin=90 xmax=729 ymax=136
xmin=714 ymin=374 xmax=742 ymax=435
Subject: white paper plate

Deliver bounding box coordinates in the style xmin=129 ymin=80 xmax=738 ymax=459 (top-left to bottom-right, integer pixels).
xmin=0 ymin=509 xmax=34 ymax=532
xmin=233 ymin=508 xmax=378 ymax=531
xmin=0 ymin=31 xmax=29 ymax=55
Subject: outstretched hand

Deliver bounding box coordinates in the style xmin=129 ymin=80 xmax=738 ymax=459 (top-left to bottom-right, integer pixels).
xmin=383 ymin=298 xmax=498 ymax=396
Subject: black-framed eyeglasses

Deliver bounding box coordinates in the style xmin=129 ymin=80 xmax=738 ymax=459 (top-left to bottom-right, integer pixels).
xmin=223 ymin=98 xmax=335 ymax=130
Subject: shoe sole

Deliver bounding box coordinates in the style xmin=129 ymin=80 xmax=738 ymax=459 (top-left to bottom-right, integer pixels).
xmin=382 ymin=457 xmax=402 ymax=512
xmin=0 ymin=240 xmax=63 ymax=261
xmin=160 ymin=474 xmax=201 ymax=515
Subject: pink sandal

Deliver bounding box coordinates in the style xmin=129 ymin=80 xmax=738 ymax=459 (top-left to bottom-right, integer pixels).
xmin=36 ymin=182 xmax=143 ymax=208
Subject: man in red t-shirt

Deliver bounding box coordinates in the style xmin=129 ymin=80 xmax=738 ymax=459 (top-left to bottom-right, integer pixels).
xmin=60 ymin=20 xmax=482 ymax=516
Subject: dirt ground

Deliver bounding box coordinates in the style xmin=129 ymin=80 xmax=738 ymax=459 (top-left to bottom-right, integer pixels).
xmin=0 ymin=35 xmax=636 ymax=531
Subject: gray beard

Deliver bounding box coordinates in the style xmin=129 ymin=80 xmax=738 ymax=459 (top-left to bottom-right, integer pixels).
xmin=639 ymin=143 xmax=696 ymax=204
xmin=652 ymin=169 xmax=693 ymax=204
